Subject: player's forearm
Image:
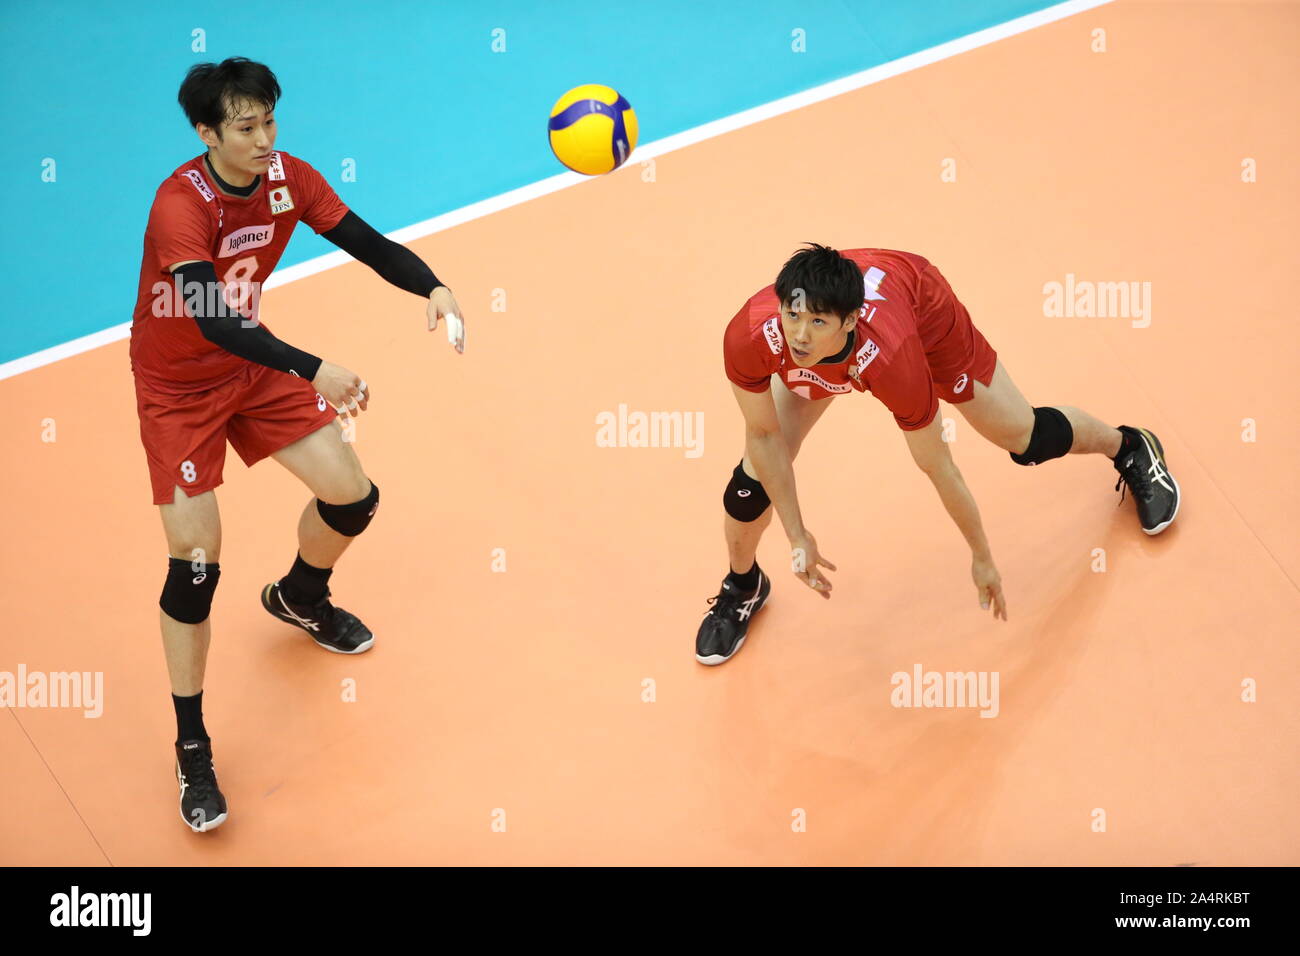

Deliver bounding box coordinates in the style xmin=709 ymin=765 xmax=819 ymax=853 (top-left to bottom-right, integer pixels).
xmin=745 ymin=430 xmax=806 ymax=540
xmin=368 ymin=239 xmax=445 ymax=297
xmin=202 ymin=317 xmax=324 ymax=380
xmin=926 ymin=464 xmax=992 ymax=560
xmin=171 ymin=263 xmax=323 ymax=379
xmin=322 ymin=210 xmax=445 ymax=297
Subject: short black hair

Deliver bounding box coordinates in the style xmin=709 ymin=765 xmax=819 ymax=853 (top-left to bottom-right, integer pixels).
xmin=774 ymin=243 xmax=863 ymax=320
xmin=177 ymin=57 xmax=281 ymax=138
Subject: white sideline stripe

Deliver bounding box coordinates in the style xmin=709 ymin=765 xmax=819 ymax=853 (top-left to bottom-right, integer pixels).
xmin=0 ymin=0 xmax=1111 ymax=382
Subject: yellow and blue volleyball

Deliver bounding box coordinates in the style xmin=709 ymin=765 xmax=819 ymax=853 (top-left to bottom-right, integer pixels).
xmin=548 ymin=84 xmax=638 ymax=175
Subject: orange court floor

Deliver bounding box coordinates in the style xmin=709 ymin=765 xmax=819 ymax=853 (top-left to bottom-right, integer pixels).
xmin=2 ymin=1 xmax=1296 ymax=865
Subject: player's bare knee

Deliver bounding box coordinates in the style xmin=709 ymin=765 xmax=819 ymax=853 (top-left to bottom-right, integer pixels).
xmin=787 ymin=435 xmax=810 ymax=460
xmin=1007 ymin=422 xmax=1034 ymax=456
xmin=159 ymin=491 xmax=220 ymax=560
xmin=168 ymin=541 xmax=221 ymax=567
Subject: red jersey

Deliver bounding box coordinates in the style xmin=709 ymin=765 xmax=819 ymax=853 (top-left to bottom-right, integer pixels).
xmin=129 ymin=150 xmax=349 ymax=392
xmin=724 ymin=248 xmax=985 ymax=431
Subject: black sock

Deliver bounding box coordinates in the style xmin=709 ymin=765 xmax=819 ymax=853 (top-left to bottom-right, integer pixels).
xmin=281 ymin=552 xmax=332 ymax=604
xmin=1112 ymin=428 xmax=1135 ymax=463
xmin=173 ymin=691 xmax=209 ymax=744
xmin=727 ymin=562 xmax=761 ymax=591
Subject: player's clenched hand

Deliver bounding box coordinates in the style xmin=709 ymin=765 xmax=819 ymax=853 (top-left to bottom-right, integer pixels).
xmin=971 ymin=554 xmax=1007 ymax=621
xmin=427 ymin=286 xmax=465 ymax=353
xmin=790 ymin=530 xmax=836 ymax=599
xmin=311 ymin=361 xmax=370 ymax=419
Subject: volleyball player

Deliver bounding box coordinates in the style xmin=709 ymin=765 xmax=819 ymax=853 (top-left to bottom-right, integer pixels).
xmin=697 ymin=244 xmax=1179 ymax=665
xmin=131 ymin=58 xmax=465 ymax=829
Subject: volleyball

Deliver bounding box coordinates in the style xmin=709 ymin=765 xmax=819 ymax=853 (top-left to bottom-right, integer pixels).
xmin=547 ymin=84 xmax=638 ymax=175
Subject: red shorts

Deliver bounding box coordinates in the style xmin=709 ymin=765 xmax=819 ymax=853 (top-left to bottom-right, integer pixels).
xmin=134 ymin=362 xmax=338 ymax=505
xmin=917 ymin=263 xmax=998 ymax=404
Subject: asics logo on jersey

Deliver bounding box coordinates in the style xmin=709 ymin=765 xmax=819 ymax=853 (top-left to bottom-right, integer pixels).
xmin=954 ymin=373 xmax=969 ymax=394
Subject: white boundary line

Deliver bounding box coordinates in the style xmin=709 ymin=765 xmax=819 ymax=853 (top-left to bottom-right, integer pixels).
xmin=0 ymin=0 xmax=1111 ymax=382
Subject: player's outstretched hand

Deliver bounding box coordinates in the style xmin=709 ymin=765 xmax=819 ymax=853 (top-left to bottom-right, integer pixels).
xmin=427 ymin=286 xmax=465 ymax=354
xmin=971 ymin=553 xmax=1007 ymax=621
xmin=312 ymin=361 xmax=370 ymax=419
xmin=790 ymin=530 xmax=836 ymax=600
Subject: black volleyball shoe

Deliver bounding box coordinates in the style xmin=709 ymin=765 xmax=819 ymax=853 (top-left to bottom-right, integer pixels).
xmin=695 ymin=569 xmax=771 ymax=665
xmin=175 ymin=739 xmax=227 ymax=833
xmin=1113 ymin=425 xmax=1181 ymax=535
xmin=261 ymin=581 xmax=375 ymax=654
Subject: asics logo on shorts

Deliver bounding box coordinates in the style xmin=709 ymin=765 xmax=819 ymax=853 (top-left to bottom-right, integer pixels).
xmin=737 ymin=489 xmax=752 ymax=498
xmin=192 ymin=573 xmax=207 ymax=585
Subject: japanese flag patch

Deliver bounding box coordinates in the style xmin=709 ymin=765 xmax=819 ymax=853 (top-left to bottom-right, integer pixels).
xmin=269 ymin=185 xmax=294 ymax=215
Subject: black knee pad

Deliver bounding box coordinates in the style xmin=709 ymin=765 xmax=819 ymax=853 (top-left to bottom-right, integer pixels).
xmin=723 ymin=461 xmax=771 ymax=522
xmin=1010 ymin=407 xmax=1074 ymax=466
xmin=160 ymin=557 xmax=221 ymax=624
xmin=316 ymin=480 xmax=380 ymax=536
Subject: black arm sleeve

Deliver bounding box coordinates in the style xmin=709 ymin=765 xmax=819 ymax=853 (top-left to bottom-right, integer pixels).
xmin=321 ymin=210 xmax=445 ymax=296
xmin=171 ymin=261 xmax=324 ymax=381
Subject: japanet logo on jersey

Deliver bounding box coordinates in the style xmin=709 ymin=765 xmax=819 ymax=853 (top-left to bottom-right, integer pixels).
xmin=218 ymin=224 xmax=276 ymax=258
xmin=786 ymin=367 xmax=852 ymax=394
